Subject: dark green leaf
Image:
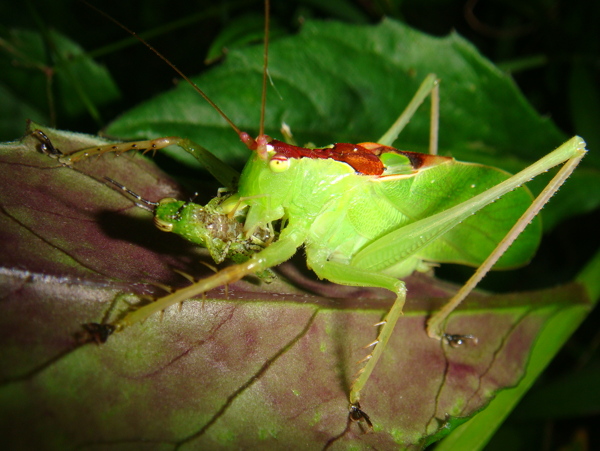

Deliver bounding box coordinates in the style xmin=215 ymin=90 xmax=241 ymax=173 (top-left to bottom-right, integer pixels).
xmin=0 ymin=28 xmax=121 ymax=138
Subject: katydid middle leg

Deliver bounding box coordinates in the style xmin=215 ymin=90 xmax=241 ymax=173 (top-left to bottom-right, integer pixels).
xmin=305 ymin=247 xmax=407 ymax=406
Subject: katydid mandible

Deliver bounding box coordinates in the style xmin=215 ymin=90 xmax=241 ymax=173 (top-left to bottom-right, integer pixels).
xmin=62 ymin=0 xmax=587 ymax=423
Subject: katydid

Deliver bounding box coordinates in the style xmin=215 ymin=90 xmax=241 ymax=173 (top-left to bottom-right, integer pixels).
xmin=59 ymin=0 xmax=587 ymax=424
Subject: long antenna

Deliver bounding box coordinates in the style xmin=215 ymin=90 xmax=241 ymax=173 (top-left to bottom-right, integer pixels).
xmin=80 ymin=0 xmax=243 ymax=137
xmin=259 ymin=0 xmax=270 ymax=137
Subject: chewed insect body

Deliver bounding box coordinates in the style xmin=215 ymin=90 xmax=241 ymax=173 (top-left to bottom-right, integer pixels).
xmin=154 ymin=195 xmax=276 ymax=280
xmin=102 ymin=175 xmax=276 ymax=280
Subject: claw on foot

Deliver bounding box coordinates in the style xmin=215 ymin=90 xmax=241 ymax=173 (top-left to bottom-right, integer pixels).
xmin=349 ymin=402 xmax=373 ymax=432
xmin=443 ymin=333 xmax=478 ymax=348
xmin=32 ymin=129 xmax=63 ymax=157
xmin=80 ymin=323 xmax=116 ymax=344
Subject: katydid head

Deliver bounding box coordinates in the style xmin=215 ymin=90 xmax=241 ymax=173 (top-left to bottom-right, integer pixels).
xmin=152 ymin=197 xmax=225 ymax=239
xmin=153 ymin=198 xmax=185 ymax=232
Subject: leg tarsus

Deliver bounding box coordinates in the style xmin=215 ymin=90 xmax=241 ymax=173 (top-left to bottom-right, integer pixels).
xmin=78 ymin=323 xmax=116 ymax=345
xmin=349 ymin=402 xmax=373 ymax=433
xmin=443 ymin=333 xmax=478 ymax=348
xmin=31 ymin=129 xmax=64 ymax=157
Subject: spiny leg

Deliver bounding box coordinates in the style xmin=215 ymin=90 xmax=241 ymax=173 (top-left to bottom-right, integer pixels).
xmin=305 ymin=248 xmax=407 ymax=408
xmin=59 ymin=136 xmax=175 ymax=163
xmin=51 ymin=134 xmax=238 ymax=190
xmin=350 ymin=284 xmax=406 ymax=407
xmin=108 ymin=223 xmax=306 ymax=330
xmin=427 ymin=137 xmax=588 ymax=342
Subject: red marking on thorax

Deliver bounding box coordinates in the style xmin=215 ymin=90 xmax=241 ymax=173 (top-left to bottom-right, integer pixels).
xmin=267 ymin=139 xmax=447 ymax=175
xmin=269 ymin=139 xmax=384 ymax=175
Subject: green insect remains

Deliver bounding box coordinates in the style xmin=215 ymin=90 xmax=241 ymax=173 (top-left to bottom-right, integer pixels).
xmin=41 ymin=0 xmax=587 ymax=427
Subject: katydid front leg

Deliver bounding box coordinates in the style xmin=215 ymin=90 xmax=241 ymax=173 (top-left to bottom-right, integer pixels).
xmin=40 ymin=132 xmax=240 ymax=191
xmin=113 ymin=222 xmax=307 ymax=330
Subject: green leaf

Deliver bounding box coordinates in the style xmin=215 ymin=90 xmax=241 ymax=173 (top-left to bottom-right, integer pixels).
xmin=0 ymin=28 xmax=121 ymax=136
xmin=1 ymin=10 xmax=599 ymax=449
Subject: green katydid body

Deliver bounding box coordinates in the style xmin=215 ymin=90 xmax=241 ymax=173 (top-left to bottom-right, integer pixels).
xmin=54 ymin=83 xmax=586 ymax=419
xmin=123 ymin=129 xmax=583 ymax=409
xmin=229 ymin=142 xmax=540 ymax=283
xmin=70 ymin=101 xmax=581 ymax=411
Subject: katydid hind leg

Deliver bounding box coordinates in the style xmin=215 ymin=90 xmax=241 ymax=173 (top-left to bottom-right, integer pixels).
xmin=333 ymin=136 xmax=586 ymax=411
xmin=427 ymin=137 xmax=587 ymax=341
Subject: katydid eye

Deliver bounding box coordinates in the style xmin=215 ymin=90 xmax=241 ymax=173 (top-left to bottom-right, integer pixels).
xmin=269 ymin=154 xmax=290 ymax=172
xmin=154 ymin=198 xmax=178 ymax=232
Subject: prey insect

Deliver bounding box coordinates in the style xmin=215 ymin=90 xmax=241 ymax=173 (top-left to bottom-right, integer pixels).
xmin=59 ymin=0 xmax=587 ymax=425
xmin=104 ymin=176 xmax=276 ymax=281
